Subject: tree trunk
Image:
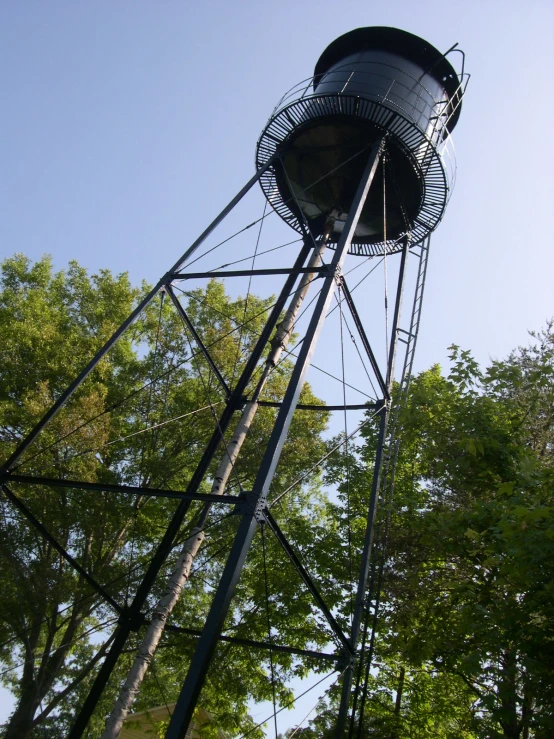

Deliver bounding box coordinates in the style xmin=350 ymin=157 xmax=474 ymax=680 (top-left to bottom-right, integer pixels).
xmin=3 ymin=600 xmax=47 ymax=739
xmin=394 ymin=666 xmax=405 ymax=715
xmin=3 ymin=528 xmax=122 ymax=738
xmin=520 ymin=680 xmax=534 ymax=739
xmin=101 ymin=234 xmax=331 ymax=738
xmin=499 ymin=649 xmax=520 ymax=739
xmin=390 ymin=666 xmax=405 ymax=739
xmin=3 ymin=686 xmax=42 ymax=739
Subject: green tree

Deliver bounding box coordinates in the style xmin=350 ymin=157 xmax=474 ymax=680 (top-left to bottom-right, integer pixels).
xmin=0 ymin=255 xmax=331 ymax=738
xmin=387 ymin=336 xmax=554 ymax=738
xmin=300 ymin=326 xmax=554 ymax=738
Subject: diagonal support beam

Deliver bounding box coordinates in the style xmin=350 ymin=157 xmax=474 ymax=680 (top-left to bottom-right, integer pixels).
xmin=2 ymin=282 xmax=164 ymax=471
xmin=2 ymin=473 xmax=240 ymax=506
xmin=263 ymin=509 xmax=352 ymax=655
xmin=166 ymin=284 xmax=232 ymax=399
xmin=339 ymin=278 xmax=389 ymax=399
xmin=1 ymin=484 xmax=123 ymax=613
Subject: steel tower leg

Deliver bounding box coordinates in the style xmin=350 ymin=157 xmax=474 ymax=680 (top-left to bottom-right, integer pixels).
xmin=165 ymin=137 xmax=385 ymax=739
xmin=336 ymin=239 xmax=410 ymax=736
xmin=352 ymin=237 xmax=431 ymax=735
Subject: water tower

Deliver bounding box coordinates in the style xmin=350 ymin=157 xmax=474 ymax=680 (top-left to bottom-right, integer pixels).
xmin=165 ymin=28 xmax=465 ymax=736
xmin=1 ymin=26 xmax=467 ymax=739
xmin=258 ymin=26 xmax=463 ymax=252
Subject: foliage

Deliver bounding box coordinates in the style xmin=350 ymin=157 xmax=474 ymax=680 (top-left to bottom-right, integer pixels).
xmin=0 ymin=255 xmax=330 ymax=738
xmin=301 ymin=324 xmax=554 ymax=738
xmin=2 ymin=252 xmax=553 ymax=739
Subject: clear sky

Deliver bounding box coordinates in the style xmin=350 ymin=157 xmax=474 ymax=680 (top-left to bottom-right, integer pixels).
xmin=1 ymin=0 xmax=553 ymax=732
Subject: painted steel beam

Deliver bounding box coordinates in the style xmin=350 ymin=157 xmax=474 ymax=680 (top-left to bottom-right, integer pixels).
xmin=165 ymin=624 xmax=337 ymax=663
xmin=170 ymin=266 xmax=327 ymax=280
xmin=2 ymin=473 xmax=240 ymax=506
xmin=1 ymin=484 xmax=122 ymax=613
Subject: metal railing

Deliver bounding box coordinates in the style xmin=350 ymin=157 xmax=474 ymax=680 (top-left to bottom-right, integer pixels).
xmin=265 ymin=61 xmax=469 ymax=193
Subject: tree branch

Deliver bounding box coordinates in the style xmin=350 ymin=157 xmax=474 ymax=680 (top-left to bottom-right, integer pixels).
xmin=455 ymin=671 xmax=484 ymax=699
xmin=31 ymin=633 xmax=115 ymax=727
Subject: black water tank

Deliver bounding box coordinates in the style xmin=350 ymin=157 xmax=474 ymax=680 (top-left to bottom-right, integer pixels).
xmin=313 ymin=27 xmax=462 ymax=134
xmin=257 ymin=27 xmax=465 ymax=254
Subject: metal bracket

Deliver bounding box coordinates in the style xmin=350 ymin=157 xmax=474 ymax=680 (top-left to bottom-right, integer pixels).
xmin=118 ymin=605 xmax=147 ymax=632
xmin=254 ymin=502 xmax=269 ymax=524
xmin=233 ymin=491 xmax=267 ymax=523
xmin=335 ymin=646 xmax=355 ymax=673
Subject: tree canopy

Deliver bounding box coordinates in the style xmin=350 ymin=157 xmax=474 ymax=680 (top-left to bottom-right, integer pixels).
xmin=1 ymin=253 xmax=552 ymax=739
xmin=0 ymin=254 xmax=331 ymax=738
xmin=299 ymin=326 xmax=554 ymax=738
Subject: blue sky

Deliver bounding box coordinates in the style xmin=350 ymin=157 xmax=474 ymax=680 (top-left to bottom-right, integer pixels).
xmin=1 ymin=0 xmax=553 ymax=733
xmin=2 ymin=0 xmax=553 ymax=372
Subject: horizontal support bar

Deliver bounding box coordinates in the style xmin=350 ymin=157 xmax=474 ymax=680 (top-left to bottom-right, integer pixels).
xmin=2 ymin=473 xmax=240 ymax=506
xmin=257 ymin=401 xmax=378 ymax=412
xmin=165 ymin=623 xmax=337 ymax=662
xmin=170 ymin=267 xmax=327 ymax=280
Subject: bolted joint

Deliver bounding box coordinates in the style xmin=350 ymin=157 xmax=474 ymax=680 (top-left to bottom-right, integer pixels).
xmin=335 ymin=646 xmax=355 ymax=673
xmin=253 ymin=501 xmax=268 ymax=524
xmin=233 ymin=491 xmax=268 ymax=523
xmin=118 ymin=606 xmax=147 ymax=632
xmin=374 ymin=398 xmax=388 ymax=414
xmin=228 ymin=394 xmax=248 ymax=411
